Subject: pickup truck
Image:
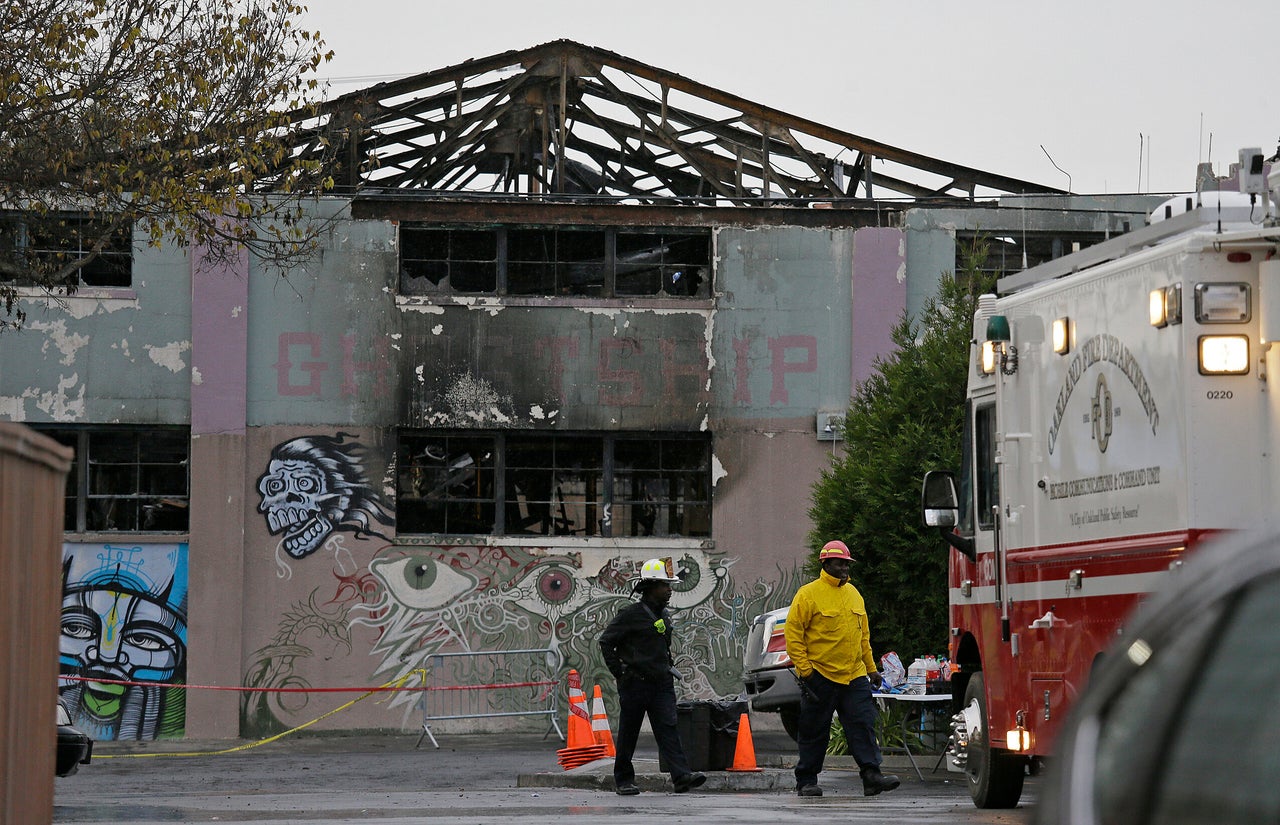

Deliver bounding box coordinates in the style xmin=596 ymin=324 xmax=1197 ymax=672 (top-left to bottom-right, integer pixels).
xmin=741 ymin=606 xmax=800 ymax=740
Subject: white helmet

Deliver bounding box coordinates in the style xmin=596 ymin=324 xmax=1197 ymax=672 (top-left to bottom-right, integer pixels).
xmin=633 ymin=557 xmax=680 ymax=591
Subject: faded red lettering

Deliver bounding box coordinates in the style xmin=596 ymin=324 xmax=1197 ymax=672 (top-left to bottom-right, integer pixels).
xmin=599 ymin=338 xmax=643 ymax=406
xmin=769 ymin=335 xmax=817 ymax=405
xmin=275 ymin=333 xmax=327 ymax=397
xmin=341 ymin=334 xmax=391 ymax=399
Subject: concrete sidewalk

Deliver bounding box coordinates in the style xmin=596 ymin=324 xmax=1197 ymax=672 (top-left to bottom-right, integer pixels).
xmin=516 ymin=723 xmax=957 ymax=794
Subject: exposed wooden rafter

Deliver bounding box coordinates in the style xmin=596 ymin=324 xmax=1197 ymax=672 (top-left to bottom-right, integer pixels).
xmin=278 ymin=39 xmax=1062 ymax=204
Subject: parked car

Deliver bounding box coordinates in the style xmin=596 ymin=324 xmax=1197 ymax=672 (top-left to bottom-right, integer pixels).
xmin=56 ymin=698 xmax=92 ymax=777
xmin=741 ymin=607 xmax=801 ymax=740
xmin=1035 ymin=524 xmax=1280 ymax=825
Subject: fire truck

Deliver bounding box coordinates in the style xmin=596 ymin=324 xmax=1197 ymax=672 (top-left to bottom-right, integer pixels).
xmin=921 ymin=148 xmax=1280 ymax=808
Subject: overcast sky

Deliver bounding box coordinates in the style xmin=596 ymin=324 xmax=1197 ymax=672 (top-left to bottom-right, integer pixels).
xmin=299 ymin=0 xmax=1276 ymax=196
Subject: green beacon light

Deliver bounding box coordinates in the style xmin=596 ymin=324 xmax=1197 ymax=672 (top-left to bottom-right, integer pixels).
xmin=986 ymin=315 xmax=1011 ymax=343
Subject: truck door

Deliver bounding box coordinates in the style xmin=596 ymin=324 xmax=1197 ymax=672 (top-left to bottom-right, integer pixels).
xmin=972 ymin=396 xmax=1001 ymax=598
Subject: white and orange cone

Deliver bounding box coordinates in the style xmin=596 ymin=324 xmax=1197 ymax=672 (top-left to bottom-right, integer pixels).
xmin=590 ymin=684 xmax=616 ymax=757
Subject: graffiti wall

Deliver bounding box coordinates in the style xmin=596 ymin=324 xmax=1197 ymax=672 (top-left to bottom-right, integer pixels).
xmin=59 ymin=542 xmax=189 ymax=740
xmin=238 ymin=428 xmax=804 ymax=736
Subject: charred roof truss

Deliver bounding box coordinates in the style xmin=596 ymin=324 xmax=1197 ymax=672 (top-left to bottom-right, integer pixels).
xmin=284 ymin=40 xmax=1059 ymax=205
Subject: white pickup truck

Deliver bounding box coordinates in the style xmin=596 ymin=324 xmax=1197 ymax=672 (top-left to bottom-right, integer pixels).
xmin=740 ymin=607 xmax=801 ymax=740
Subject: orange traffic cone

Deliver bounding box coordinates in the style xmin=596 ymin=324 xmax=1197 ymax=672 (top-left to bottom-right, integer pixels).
xmin=556 ymin=670 xmax=607 ymax=770
xmin=565 ymin=670 xmax=594 ymax=750
xmin=590 ymin=684 xmax=616 ymax=757
xmin=727 ymin=712 xmax=762 ymax=772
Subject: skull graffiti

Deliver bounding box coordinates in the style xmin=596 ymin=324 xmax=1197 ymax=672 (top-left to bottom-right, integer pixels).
xmin=256 ymin=434 xmax=395 ymax=560
xmin=258 ymin=458 xmax=341 ymax=558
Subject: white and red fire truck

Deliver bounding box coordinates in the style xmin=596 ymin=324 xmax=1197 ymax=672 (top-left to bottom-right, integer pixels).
xmin=922 ymin=148 xmax=1280 ymax=808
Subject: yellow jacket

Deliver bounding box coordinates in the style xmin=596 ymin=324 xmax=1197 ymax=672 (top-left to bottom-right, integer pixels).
xmin=784 ymin=570 xmax=878 ymax=685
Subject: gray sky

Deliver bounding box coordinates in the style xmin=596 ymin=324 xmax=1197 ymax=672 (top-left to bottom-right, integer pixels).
xmin=299 ymin=0 xmax=1276 ymax=196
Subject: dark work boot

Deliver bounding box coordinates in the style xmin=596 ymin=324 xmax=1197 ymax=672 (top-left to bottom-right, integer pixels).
xmin=861 ymin=766 xmax=901 ymax=796
xmin=673 ymin=771 xmax=706 ymax=793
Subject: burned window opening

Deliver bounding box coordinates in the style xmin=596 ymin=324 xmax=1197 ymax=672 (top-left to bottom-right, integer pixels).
xmin=396 ymin=431 xmax=712 ymax=538
xmin=398 ymin=224 xmax=710 ymax=299
xmin=32 ymin=425 xmax=190 ymax=533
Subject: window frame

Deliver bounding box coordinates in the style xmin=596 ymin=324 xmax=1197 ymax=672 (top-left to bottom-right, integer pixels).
xmin=398 ymin=224 xmax=711 ymax=300
xmin=395 ymin=430 xmax=712 ymax=538
xmin=31 ymin=425 xmax=190 ymax=534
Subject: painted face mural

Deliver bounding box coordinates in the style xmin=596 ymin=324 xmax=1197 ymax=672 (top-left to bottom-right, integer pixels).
xmin=257 ymin=433 xmax=394 ymax=559
xmin=59 ymin=543 xmax=188 ymax=741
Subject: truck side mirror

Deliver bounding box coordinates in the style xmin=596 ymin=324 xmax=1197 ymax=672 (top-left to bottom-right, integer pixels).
xmin=922 ymin=470 xmax=959 ymax=526
xmin=921 ymin=470 xmax=975 ymax=561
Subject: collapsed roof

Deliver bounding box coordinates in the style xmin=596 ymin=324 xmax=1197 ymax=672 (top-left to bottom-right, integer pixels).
xmin=284 ymin=39 xmax=1061 ymax=205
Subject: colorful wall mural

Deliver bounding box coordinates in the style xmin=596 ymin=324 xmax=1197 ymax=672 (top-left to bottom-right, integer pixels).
xmin=59 ymin=542 xmax=189 ymax=740
xmin=238 ymin=431 xmax=803 ymax=736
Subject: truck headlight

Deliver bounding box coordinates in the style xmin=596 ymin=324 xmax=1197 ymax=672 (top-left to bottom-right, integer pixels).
xmin=1198 ymin=335 xmax=1249 ymax=374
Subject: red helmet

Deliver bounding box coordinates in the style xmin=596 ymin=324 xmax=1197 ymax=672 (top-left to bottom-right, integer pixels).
xmin=818 ymin=540 xmax=852 ymax=561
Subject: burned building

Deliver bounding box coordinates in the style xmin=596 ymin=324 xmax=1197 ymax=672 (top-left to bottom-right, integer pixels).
xmin=1 ymin=40 xmax=1157 ymax=739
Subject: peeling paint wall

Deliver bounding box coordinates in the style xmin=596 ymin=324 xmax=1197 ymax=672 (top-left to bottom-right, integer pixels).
xmin=0 ymin=234 xmax=192 ymax=424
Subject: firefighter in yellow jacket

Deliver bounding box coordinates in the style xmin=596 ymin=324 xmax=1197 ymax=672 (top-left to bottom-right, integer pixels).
xmin=785 ymin=539 xmax=900 ymax=798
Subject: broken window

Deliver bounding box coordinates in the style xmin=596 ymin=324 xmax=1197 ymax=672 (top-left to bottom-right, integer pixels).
xmin=33 ymin=426 xmax=190 ymax=533
xmin=956 ymin=230 xmax=1112 ymax=282
xmin=612 ymin=436 xmax=711 ymax=537
xmin=398 ymin=225 xmax=711 ymax=298
xmin=615 ymin=230 xmax=710 ymax=297
xmin=395 ymin=434 xmax=496 ymax=534
xmin=505 ymin=434 xmax=601 ymax=534
xmin=395 ymin=430 xmax=712 ymax=537
xmin=508 ymin=228 xmax=606 ymax=297
xmin=400 ymin=226 xmax=498 ymax=293
xmin=1 ymin=211 xmax=133 ymax=288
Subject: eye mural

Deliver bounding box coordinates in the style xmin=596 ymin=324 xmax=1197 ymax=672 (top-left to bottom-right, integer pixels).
xmin=353 ymin=547 xmax=772 ymax=721
xmin=257 ymin=433 xmax=395 ymax=559
xmin=58 ymin=543 xmax=189 ymax=741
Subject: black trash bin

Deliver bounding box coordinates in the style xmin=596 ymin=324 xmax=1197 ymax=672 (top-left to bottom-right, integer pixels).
xmin=707 ymin=699 xmax=748 ymax=770
xmin=659 ymin=699 xmax=748 ymax=772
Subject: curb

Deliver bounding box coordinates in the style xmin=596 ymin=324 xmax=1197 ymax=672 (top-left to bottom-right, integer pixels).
xmin=516 ymin=753 xmax=958 ymax=793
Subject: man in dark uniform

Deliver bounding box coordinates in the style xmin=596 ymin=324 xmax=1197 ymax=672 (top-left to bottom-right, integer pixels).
xmin=599 ymin=557 xmax=706 ymax=796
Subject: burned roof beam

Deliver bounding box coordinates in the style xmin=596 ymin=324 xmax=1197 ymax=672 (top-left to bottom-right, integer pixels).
xmin=585 ymin=71 xmax=740 ymax=202
xmin=560 ymin=40 xmax=1060 ymax=195
xmin=559 ymin=97 xmax=791 ymax=200
xmin=559 ymin=131 xmax=707 ymax=199
xmin=570 ymin=79 xmax=851 ymax=198
xmin=392 ymin=77 xmax=534 ymax=189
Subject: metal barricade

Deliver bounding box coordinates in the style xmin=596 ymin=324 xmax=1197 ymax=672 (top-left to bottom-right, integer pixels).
xmin=415 ymin=647 xmax=565 ymax=748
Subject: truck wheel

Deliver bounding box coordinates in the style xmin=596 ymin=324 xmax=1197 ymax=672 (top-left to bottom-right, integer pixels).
xmin=779 ymin=706 xmax=800 ymax=741
xmin=959 ymin=672 xmax=1025 ymax=808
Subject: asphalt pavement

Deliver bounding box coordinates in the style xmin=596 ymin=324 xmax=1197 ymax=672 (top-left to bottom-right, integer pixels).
xmin=53 ymin=717 xmax=1036 ymax=824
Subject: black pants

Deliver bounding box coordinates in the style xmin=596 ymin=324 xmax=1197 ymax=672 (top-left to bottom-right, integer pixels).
xmin=794 ymin=672 xmax=882 ymax=789
xmin=613 ymin=677 xmax=693 ymax=784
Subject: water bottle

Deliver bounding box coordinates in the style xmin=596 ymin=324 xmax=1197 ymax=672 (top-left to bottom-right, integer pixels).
xmin=906 ymin=657 xmax=928 ymax=695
